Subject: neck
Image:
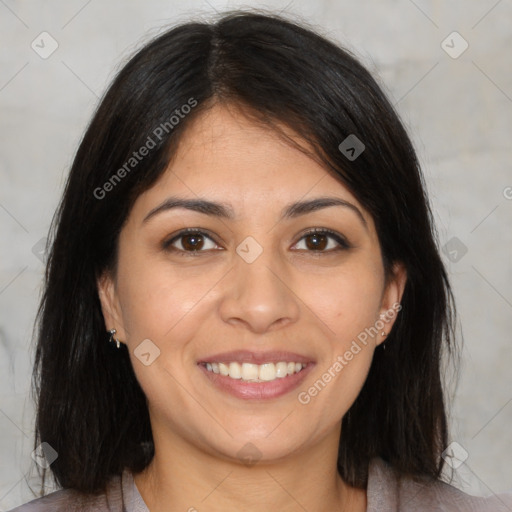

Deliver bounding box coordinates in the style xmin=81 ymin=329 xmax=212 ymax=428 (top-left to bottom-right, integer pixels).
xmin=133 ymin=427 xmax=366 ymax=512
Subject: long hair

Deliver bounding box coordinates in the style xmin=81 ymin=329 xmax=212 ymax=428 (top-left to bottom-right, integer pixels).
xmin=32 ymin=9 xmax=457 ymax=495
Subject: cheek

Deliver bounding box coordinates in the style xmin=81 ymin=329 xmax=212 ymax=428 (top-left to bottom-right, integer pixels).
xmin=322 ymin=349 xmax=374 ymax=420
xmin=296 ymin=261 xmax=384 ymax=339
xmin=293 ymin=263 xmax=382 ymax=414
xmin=298 ymin=332 xmax=375 ymax=422
xmin=115 ymin=250 xmax=223 ymax=343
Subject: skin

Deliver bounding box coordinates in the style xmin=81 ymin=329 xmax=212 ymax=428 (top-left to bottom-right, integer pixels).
xmin=98 ymin=103 xmax=407 ymax=512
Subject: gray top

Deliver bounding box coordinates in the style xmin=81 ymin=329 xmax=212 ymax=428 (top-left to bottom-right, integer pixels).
xmin=9 ymin=458 xmax=512 ymax=511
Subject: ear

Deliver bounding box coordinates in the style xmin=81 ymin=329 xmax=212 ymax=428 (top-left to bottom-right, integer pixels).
xmin=97 ymin=271 xmax=127 ymax=342
xmin=376 ymin=262 xmax=407 ymax=346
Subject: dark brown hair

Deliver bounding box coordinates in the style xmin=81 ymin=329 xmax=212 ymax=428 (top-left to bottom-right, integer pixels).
xmin=32 ymin=9 xmax=457 ymax=496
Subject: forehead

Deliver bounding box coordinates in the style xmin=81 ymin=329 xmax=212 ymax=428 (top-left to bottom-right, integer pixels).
xmin=132 ymin=103 xmax=366 ymax=220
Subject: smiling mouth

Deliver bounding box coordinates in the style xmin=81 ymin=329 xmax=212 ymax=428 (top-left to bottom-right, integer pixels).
xmin=200 ymin=361 xmax=307 ymax=383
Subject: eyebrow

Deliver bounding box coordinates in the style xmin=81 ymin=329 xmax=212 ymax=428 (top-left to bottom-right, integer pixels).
xmin=142 ymin=196 xmax=367 ymax=229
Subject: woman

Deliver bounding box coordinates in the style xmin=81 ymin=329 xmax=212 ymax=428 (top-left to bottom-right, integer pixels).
xmin=11 ymin=10 xmax=512 ymax=512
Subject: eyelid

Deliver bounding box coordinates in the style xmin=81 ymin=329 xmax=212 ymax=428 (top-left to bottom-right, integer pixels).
xmin=162 ymin=227 xmax=351 ymax=255
xmin=162 ymin=228 xmax=221 ymax=252
xmin=293 ymin=227 xmax=351 ymax=251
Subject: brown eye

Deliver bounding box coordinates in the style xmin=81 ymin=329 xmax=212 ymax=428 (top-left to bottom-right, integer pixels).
xmin=163 ymin=229 xmax=220 ymax=254
xmin=294 ymin=229 xmax=350 ymax=253
xmin=181 ymin=233 xmax=205 ymax=251
xmin=305 ymin=233 xmax=328 ymax=251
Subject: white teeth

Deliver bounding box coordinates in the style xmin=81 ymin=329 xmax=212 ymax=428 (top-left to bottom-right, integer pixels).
xmin=275 ymin=362 xmax=288 ymax=378
xmin=228 ymin=362 xmax=242 ymax=379
xmin=241 ymin=363 xmax=259 ymax=381
xmin=259 ymin=363 xmax=276 ymax=381
xmin=204 ymin=361 xmax=306 ymax=382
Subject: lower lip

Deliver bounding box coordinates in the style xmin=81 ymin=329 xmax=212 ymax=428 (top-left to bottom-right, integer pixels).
xmin=198 ymin=363 xmax=315 ymax=400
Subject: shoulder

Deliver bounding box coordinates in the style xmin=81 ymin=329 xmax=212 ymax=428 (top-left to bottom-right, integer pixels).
xmin=8 ymin=488 xmax=80 ymax=512
xmin=367 ymin=457 xmax=512 ymax=512
xmin=7 ymin=473 xmax=125 ymax=512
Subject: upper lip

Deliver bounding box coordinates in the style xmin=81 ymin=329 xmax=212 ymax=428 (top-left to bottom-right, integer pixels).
xmin=197 ymin=350 xmax=315 ymax=365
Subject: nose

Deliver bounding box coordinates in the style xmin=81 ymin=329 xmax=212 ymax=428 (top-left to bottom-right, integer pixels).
xmin=218 ymin=246 xmax=300 ymax=334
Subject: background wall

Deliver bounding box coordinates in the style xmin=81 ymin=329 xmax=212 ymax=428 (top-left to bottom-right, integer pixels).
xmin=1 ymin=0 xmax=511 ymax=509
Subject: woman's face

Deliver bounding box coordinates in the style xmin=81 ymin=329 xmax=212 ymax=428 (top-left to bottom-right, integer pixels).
xmin=98 ymin=103 xmax=406 ymax=464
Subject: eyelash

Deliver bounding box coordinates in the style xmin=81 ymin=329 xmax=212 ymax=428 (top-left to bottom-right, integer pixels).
xmin=162 ymin=227 xmax=350 ymax=257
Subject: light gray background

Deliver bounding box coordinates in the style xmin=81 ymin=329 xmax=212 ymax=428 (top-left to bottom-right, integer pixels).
xmin=1 ymin=0 xmax=511 ymax=509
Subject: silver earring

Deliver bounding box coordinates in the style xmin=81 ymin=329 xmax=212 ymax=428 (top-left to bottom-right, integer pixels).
xmin=381 ymin=332 xmax=387 ymax=351
xmin=108 ymin=328 xmax=121 ymax=349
